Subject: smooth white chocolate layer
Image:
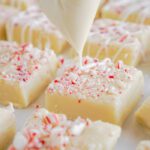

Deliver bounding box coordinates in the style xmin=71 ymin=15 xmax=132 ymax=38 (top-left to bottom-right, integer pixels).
xmin=6 ymin=6 xmax=68 ymax=53
xmin=0 ymin=41 xmax=58 ymax=108
xmin=84 ymin=19 xmax=150 ymax=65
xmin=0 ymin=105 xmax=16 ymax=150
xmin=45 ymin=57 xmax=144 ymax=125
xmin=38 ymin=0 xmax=100 ymax=59
xmin=136 ymin=97 xmax=150 ymax=129
xmin=0 ymin=4 xmax=19 ymax=40
xmin=136 ymin=141 xmax=150 ymax=150
xmin=102 ymin=0 xmax=150 ymax=25
xmin=0 ymin=0 xmax=37 ymax=10
xmin=9 ymin=108 xmax=121 ymax=150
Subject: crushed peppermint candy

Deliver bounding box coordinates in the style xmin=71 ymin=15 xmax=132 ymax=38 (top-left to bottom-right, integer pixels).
xmin=48 ymin=57 xmax=137 ymax=100
xmin=0 ymin=41 xmax=55 ymax=82
xmin=9 ymin=108 xmax=91 ymax=150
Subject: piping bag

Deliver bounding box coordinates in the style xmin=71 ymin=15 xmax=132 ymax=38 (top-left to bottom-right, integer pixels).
xmin=38 ymin=0 xmax=101 ymax=63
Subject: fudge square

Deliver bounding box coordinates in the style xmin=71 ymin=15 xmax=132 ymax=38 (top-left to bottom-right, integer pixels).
xmin=9 ymin=108 xmax=121 ymax=150
xmin=0 ymin=41 xmax=58 ymax=108
xmin=0 ymin=4 xmax=18 ymax=40
xmin=6 ymin=6 xmax=68 ymax=53
xmin=45 ymin=57 xmax=144 ymax=125
xmin=84 ymin=19 xmax=150 ymax=66
xmin=101 ymin=0 xmax=150 ymax=25
xmin=135 ymin=97 xmax=150 ymax=129
xmin=0 ymin=105 xmax=16 ymax=150
xmin=0 ymin=0 xmax=37 ymax=10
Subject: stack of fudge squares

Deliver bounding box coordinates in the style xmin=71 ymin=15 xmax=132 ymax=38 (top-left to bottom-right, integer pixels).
xmin=0 ymin=0 xmax=150 ymax=150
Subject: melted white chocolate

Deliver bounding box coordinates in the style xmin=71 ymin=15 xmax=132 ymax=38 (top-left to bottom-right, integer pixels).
xmin=38 ymin=0 xmax=101 ymax=64
xmin=0 ymin=4 xmax=18 ymax=21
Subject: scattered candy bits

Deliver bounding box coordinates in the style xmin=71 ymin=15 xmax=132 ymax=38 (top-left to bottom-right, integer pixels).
xmin=9 ymin=108 xmax=91 ymax=150
xmin=48 ymin=57 xmax=135 ymax=100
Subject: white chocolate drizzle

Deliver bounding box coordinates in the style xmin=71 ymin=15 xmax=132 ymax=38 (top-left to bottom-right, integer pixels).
xmin=6 ymin=6 xmax=65 ymax=50
xmin=0 ymin=5 xmax=18 ymax=23
xmin=103 ymin=0 xmax=150 ymax=25
xmin=86 ymin=19 xmax=150 ymax=62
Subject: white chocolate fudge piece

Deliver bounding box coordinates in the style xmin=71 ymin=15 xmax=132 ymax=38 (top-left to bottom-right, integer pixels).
xmin=0 ymin=5 xmax=18 ymax=40
xmin=45 ymin=57 xmax=144 ymax=125
xmin=0 ymin=41 xmax=58 ymax=108
xmin=9 ymin=108 xmax=121 ymax=150
xmin=135 ymin=97 xmax=150 ymax=129
xmin=0 ymin=0 xmax=37 ymax=10
xmin=102 ymin=0 xmax=150 ymax=25
xmin=84 ymin=19 xmax=150 ymax=66
xmin=0 ymin=105 xmax=16 ymax=150
xmin=137 ymin=141 xmax=150 ymax=150
xmin=6 ymin=7 xmax=68 ymax=53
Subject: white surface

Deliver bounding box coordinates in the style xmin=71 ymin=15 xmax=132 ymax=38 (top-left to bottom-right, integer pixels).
xmin=12 ymin=62 xmax=150 ymax=150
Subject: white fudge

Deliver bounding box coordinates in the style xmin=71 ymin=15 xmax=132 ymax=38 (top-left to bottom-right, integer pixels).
xmin=136 ymin=97 xmax=150 ymax=129
xmin=6 ymin=7 xmax=68 ymax=53
xmin=102 ymin=0 xmax=150 ymax=25
xmin=84 ymin=19 xmax=150 ymax=65
xmin=0 ymin=0 xmax=37 ymax=10
xmin=45 ymin=57 xmax=144 ymax=125
xmin=0 ymin=4 xmax=18 ymax=40
xmin=0 ymin=41 xmax=58 ymax=108
xmin=9 ymin=108 xmax=121 ymax=150
xmin=0 ymin=105 xmax=16 ymax=150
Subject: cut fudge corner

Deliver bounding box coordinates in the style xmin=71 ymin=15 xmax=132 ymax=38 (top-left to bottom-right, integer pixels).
xmin=0 ymin=41 xmax=59 ymax=108
xmin=45 ymin=56 xmax=144 ymax=126
xmin=135 ymin=97 xmax=150 ymax=129
xmin=9 ymin=107 xmax=121 ymax=150
xmin=0 ymin=104 xmax=16 ymax=150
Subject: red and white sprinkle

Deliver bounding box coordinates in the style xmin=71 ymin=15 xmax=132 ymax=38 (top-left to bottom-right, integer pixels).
xmin=9 ymin=108 xmax=91 ymax=150
xmin=48 ymin=57 xmax=137 ymax=100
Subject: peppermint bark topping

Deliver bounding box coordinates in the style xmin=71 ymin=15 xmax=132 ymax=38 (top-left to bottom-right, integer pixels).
xmin=48 ymin=57 xmax=136 ymax=100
